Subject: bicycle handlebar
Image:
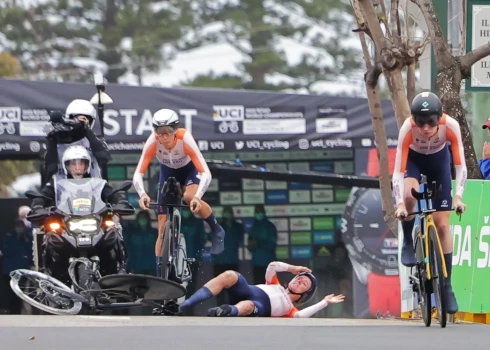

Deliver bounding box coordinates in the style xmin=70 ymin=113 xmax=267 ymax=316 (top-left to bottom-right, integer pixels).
xmin=399 ymin=207 xmax=463 ymax=221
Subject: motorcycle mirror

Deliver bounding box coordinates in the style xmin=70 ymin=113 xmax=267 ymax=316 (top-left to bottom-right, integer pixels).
xmin=109 ymin=180 xmax=133 ymax=196
xmin=25 ymin=190 xmax=51 ymax=201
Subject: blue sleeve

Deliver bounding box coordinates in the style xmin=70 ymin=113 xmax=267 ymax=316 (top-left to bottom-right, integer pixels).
xmin=479 ymin=158 xmax=490 ymax=180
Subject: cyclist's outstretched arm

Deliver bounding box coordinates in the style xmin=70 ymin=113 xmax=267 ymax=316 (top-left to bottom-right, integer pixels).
xmin=446 ymin=117 xmax=468 ymax=199
xmin=133 ymin=134 xmax=157 ymax=198
xmin=182 ymin=131 xmax=212 ymax=199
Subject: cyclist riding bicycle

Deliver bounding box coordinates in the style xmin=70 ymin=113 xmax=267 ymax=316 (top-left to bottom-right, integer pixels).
xmin=392 ymin=91 xmax=467 ymax=314
xmin=178 ymin=261 xmax=345 ymax=317
xmin=133 ymin=109 xmax=226 ymax=270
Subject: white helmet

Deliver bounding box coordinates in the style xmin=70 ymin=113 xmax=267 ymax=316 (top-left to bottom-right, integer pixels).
xmin=62 ymin=145 xmax=91 ymax=178
xmin=152 ymin=109 xmax=179 ymax=130
xmin=65 ymin=99 xmax=97 ymax=128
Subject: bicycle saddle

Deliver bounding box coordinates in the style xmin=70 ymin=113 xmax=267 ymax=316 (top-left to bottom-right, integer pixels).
xmin=161 ymin=177 xmax=183 ymax=198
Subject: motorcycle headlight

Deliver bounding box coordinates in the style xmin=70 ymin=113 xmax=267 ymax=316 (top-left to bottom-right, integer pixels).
xmin=67 ymin=218 xmax=99 ymax=234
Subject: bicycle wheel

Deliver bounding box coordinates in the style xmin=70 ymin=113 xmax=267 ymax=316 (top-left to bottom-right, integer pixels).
xmin=160 ymin=220 xmax=173 ymax=280
xmin=414 ymin=228 xmax=432 ymax=327
xmin=9 ymin=269 xmax=83 ymax=315
xmin=428 ymin=225 xmax=447 ymax=328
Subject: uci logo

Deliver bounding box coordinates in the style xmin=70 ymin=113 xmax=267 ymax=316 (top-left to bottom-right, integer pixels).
xmin=0 ymin=107 xmax=21 ymax=122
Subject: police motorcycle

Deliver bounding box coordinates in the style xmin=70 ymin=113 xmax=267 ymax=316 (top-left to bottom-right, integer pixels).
xmin=9 ymin=177 xmax=186 ymax=315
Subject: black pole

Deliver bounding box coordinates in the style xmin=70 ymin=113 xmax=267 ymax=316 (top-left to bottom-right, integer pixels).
xmin=95 ymin=82 xmax=108 ymax=181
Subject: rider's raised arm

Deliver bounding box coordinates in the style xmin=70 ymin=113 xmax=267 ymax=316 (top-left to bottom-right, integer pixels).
xmin=133 ymin=134 xmax=157 ymax=197
xmin=84 ymin=128 xmax=112 ymax=168
xmin=265 ymin=261 xmax=289 ymax=284
xmin=392 ymin=118 xmax=414 ymax=206
xmin=291 ymin=300 xmax=328 ymax=318
xmin=446 ymin=116 xmax=468 ymax=198
xmin=182 ymin=130 xmax=212 ymax=199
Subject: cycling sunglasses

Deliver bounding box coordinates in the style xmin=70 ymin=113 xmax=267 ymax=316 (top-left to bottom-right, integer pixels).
xmin=413 ymin=114 xmax=440 ymax=128
xmin=154 ymin=125 xmax=177 ymax=135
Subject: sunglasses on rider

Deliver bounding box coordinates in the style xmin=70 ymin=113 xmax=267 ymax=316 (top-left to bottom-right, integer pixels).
xmin=413 ymin=114 xmax=440 ymax=128
xmin=154 ymin=125 xmax=177 ymax=136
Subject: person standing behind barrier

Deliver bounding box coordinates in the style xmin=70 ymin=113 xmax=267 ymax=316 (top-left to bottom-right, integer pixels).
xmin=479 ymin=118 xmax=490 ymax=179
xmin=0 ymin=220 xmax=32 ymax=314
xmin=247 ymin=205 xmax=277 ymax=285
xmin=213 ymin=206 xmax=244 ymax=306
xmin=180 ymin=208 xmax=207 ymax=309
xmin=124 ymin=211 xmax=158 ymax=276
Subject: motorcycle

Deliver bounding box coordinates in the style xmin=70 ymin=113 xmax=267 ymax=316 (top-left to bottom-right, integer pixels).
xmin=9 ymin=177 xmax=186 ymax=315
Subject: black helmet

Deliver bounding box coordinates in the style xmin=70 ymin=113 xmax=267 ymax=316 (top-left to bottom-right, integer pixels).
xmin=410 ymin=92 xmax=443 ymax=127
xmin=411 ymin=92 xmax=443 ymax=117
xmin=288 ymin=272 xmax=318 ymax=305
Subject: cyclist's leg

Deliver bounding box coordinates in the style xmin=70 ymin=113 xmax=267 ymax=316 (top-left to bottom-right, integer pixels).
xmin=401 ymin=150 xmax=422 ymax=266
xmin=182 ymin=164 xmax=225 ymax=255
xmin=155 ymin=164 xmax=172 ymax=275
xmin=428 ymin=146 xmax=458 ymax=313
xmin=208 ymin=300 xmax=268 ymax=317
xmin=181 ymin=270 xmax=241 ymax=310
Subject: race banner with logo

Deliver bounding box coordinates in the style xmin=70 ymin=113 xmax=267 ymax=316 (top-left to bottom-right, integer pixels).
xmin=0 ymin=79 xmax=399 ymax=158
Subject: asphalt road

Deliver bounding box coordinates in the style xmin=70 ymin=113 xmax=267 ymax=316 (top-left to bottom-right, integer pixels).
xmin=0 ymin=316 xmax=484 ymax=350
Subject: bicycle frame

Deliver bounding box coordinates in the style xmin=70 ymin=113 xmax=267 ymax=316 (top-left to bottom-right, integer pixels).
xmin=153 ymin=177 xmax=193 ymax=284
xmin=409 ymin=175 xmax=448 ymax=281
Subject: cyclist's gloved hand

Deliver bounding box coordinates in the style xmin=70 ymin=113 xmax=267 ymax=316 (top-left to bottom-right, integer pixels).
xmin=394 ymin=204 xmax=408 ymax=221
xmin=138 ymin=193 xmax=151 ymax=210
xmin=452 ymin=195 xmax=466 ymax=214
xmin=190 ymin=197 xmax=201 ymax=213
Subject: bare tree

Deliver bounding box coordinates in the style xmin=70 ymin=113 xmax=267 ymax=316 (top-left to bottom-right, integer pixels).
xmin=410 ymin=0 xmax=490 ymax=179
xmin=351 ymin=0 xmax=490 ymax=208
xmin=350 ymin=0 xmax=426 ymax=233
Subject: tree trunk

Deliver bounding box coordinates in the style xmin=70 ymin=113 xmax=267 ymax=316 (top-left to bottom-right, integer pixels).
xmin=358 ymin=0 xmax=412 ymax=129
xmin=435 ymin=63 xmax=481 ymax=179
xmin=406 ymin=63 xmax=416 ymax=104
xmin=357 ymin=28 xmax=397 ymax=235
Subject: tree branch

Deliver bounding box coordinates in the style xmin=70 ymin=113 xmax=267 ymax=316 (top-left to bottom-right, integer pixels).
xmin=460 ymin=43 xmax=490 ymax=78
xmin=410 ymin=0 xmax=453 ymax=70
xmin=390 ymin=0 xmax=401 ymax=42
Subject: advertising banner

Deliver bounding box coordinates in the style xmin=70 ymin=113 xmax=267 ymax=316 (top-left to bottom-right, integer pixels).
xmin=0 ymin=79 xmax=399 ymax=158
xmin=399 ymin=180 xmax=490 ymax=314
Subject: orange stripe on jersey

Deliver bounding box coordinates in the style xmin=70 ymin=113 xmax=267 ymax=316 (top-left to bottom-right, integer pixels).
xmin=399 ymin=125 xmax=413 ymax=173
xmin=285 ymin=307 xmax=298 ymax=318
xmin=182 ymin=131 xmax=207 ymax=173
xmin=439 ymin=114 xmax=447 ymax=125
xmin=136 ymin=137 xmax=157 ymax=174
xmin=270 ymin=275 xmax=280 ymax=285
xmin=447 ymin=127 xmax=462 ymax=165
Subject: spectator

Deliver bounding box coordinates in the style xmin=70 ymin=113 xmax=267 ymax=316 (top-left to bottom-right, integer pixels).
xmin=124 ymin=211 xmax=158 ymax=276
xmin=247 ymin=205 xmax=277 ymax=285
xmin=180 ymin=207 xmax=207 ymax=313
xmin=479 ymin=118 xmax=490 ymax=179
xmin=213 ymin=205 xmax=244 ymax=306
xmin=0 ymin=220 xmax=33 ymax=314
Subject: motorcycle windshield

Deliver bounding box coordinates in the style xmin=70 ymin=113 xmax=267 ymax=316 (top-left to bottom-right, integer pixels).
xmin=54 ymin=178 xmax=107 ymax=216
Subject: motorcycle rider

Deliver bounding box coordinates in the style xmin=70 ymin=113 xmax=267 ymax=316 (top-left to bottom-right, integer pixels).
xmin=42 ymin=99 xmax=111 ymax=185
xmin=30 ymin=145 xmax=130 ymax=282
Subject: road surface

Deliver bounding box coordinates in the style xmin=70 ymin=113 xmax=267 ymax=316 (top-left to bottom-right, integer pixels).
xmin=0 ymin=315 xmax=484 ymax=350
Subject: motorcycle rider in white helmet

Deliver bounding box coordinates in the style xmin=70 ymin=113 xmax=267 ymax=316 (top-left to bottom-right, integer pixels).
xmin=31 ymin=145 xmax=131 ymax=279
xmin=42 ymin=99 xmax=111 ymax=185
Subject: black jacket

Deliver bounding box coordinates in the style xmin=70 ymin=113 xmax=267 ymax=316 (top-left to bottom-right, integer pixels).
xmin=32 ymin=175 xmax=124 ymax=209
xmin=42 ymin=128 xmax=112 ymax=185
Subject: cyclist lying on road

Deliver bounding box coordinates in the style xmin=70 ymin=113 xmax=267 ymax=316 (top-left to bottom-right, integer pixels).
xmin=179 ymin=261 xmax=344 ymax=317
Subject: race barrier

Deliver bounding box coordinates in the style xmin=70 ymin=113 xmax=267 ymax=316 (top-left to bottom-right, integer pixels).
xmin=399 ymin=180 xmax=490 ymax=324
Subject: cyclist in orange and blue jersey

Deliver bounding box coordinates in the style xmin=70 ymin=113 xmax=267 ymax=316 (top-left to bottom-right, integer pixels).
xmin=132 ymin=109 xmax=226 ymax=275
xmin=392 ymin=92 xmax=467 ymax=314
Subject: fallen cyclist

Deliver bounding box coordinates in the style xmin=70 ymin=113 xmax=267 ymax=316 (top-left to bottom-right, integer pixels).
xmin=176 ymin=261 xmax=344 ymax=317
